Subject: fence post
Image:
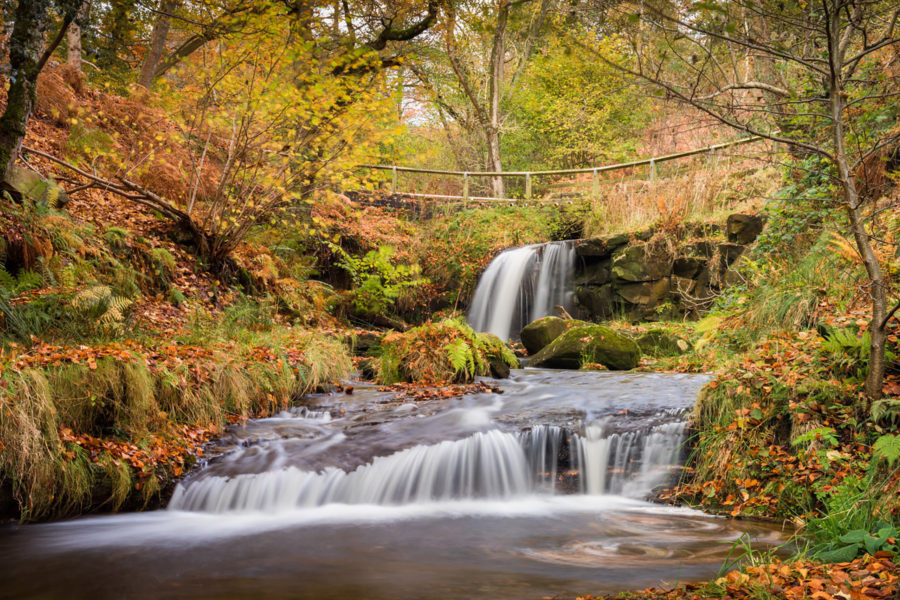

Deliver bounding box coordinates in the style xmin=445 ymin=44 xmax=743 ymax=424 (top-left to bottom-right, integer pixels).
xmin=391 ymin=166 xmax=398 ymax=194
xmin=592 ymin=169 xmax=599 ymax=201
xmin=525 ymin=173 xmax=532 ymax=201
xmin=649 ymin=158 xmax=656 ymax=184
xmin=463 ymin=172 xmax=469 ymax=205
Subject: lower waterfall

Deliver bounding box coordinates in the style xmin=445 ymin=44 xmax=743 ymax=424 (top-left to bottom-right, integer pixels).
xmin=170 ymin=416 xmax=689 ymax=514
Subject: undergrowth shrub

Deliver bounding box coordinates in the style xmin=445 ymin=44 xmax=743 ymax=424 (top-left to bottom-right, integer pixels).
xmin=330 ymin=244 xmax=428 ymax=316
xmin=377 ymin=318 xmax=519 ymax=384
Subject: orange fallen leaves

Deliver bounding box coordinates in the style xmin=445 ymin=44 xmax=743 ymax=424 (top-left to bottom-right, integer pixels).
xmin=580 ymin=554 xmax=898 ymax=600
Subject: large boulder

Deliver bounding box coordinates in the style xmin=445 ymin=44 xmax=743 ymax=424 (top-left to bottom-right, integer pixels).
xmin=637 ymin=330 xmax=693 ymax=357
xmin=531 ymin=325 xmax=641 ymax=370
xmin=615 ymin=278 xmax=670 ymax=306
xmin=521 ymin=316 xmax=570 ymax=354
xmin=726 ymin=214 xmax=765 ymax=244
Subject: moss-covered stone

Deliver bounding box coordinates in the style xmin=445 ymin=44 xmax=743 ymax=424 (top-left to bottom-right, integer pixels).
xmin=520 ymin=316 xmax=568 ymax=354
xmin=531 ymin=325 xmax=641 ymax=370
xmin=637 ymin=329 xmax=693 ymax=357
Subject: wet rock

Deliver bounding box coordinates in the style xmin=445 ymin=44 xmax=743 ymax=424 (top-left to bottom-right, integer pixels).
xmin=358 ymin=357 xmax=378 ymax=380
xmin=481 ymin=332 xmax=521 ymax=377
xmin=611 ymin=244 xmax=673 ymax=282
xmin=531 ymin=324 xmax=641 ymax=370
xmin=637 ymin=330 xmax=693 ymax=357
xmin=671 ymin=276 xmax=697 ymax=297
xmin=520 ymin=316 xmax=571 ymax=355
xmin=575 ymin=233 xmax=629 ymax=258
xmin=575 ymin=285 xmax=613 ymax=318
xmin=726 ymin=213 xmax=765 ymax=244
xmin=716 ymin=243 xmax=745 ymax=272
xmin=352 ymin=332 xmax=381 ymax=356
xmin=682 ymin=240 xmax=716 ymax=258
xmin=487 ymin=355 xmax=511 ymax=379
xmin=573 ymin=258 xmax=610 ymax=286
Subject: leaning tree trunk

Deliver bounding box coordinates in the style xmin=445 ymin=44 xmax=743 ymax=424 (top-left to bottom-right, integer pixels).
xmin=138 ymin=0 xmax=179 ymax=89
xmin=0 ymin=0 xmax=52 ymax=180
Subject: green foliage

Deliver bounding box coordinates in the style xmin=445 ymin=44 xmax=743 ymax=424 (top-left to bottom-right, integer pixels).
xmin=755 ymin=156 xmax=840 ymax=256
xmin=66 ymin=122 xmax=117 ymax=167
xmin=870 ymin=398 xmax=900 ymax=427
xmin=872 ymin=434 xmax=900 ymax=468
xmin=805 ymin=472 xmax=899 ymax=561
xmin=504 ymin=33 xmax=648 ymax=171
xmin=331 ymin=244 xmax=428 ymax=315
xmin=103 ymin=227 xmax=130 ymax=250
xmin=791 ymin=426 xmax=839 ymax=449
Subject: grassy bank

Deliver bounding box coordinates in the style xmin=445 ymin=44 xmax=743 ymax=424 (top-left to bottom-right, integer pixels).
xmin=0 ymin=329 xmax=350 ymax=522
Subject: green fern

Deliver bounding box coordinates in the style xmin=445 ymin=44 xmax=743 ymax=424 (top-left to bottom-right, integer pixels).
xmin=873 ymin=434 xmax=900 ymax=468
xmin=871 ymin=398 xmax=900 ymax=426
xmin=444 ymin=338 xmax=473 ymax=378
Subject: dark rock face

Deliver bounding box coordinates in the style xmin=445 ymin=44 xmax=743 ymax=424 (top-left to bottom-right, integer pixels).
xmin=610 ymin=244 xmax=673 ymax=282
xmin=726 ymin=214 xmax=765 ymax=244
xmin=573 ymin=214 xmax=763 ymax=322
xmin=530 ymin=325 xmax=641 ymax=370
xmin=575 ymin=233 xmax=629 ymax=258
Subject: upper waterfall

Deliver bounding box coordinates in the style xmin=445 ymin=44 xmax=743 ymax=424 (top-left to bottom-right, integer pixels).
xmin=467 ymin=240 xmax=577 ymax=341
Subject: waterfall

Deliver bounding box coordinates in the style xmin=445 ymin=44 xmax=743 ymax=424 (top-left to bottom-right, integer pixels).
xmin=571 ymin=420 xmax=687 ymax=496
xmin=171 ymin=417 xmax=688 ymax=514
xmin=170 ymin=430 xmax=533 ymax=513
xmin=467 ymin=241 xmax=576 ymax=341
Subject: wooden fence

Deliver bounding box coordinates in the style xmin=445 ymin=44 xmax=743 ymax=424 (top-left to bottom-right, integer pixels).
xmin=357 ymin=136 xmax=763 ymax=203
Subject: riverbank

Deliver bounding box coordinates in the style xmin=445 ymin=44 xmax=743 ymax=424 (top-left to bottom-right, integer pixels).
xmin=0 ymin=329 xmax=351 ymax=521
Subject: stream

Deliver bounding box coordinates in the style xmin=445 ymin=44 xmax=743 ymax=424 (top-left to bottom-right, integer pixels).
xmin=0 ymin=369 xmax=787 ymax=600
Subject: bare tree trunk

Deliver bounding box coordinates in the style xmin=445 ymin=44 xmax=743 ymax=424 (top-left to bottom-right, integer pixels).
xmin=826 ymin=5 xmax=887 ymax=401
xmin=486 ymin=0 xmax=509 ymax=198
xmin=0 ymin=0 xmax=51 ymax=180
xmin=138 ymin=0 xmax=178 ymax=89
xmin=66 ymin=4 xmax=86 ymax=70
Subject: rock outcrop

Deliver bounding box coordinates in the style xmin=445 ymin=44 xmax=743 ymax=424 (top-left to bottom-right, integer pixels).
xmin=573 ymin=216 xmax=763 ymax=321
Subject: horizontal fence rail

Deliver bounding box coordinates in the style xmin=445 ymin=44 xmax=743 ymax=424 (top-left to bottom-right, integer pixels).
xmin=356 ymin=136 xmax=763 ymax=203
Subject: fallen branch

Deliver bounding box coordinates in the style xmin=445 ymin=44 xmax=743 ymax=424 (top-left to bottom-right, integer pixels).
xmin=20 ymin=144 xmax=210 ymax=253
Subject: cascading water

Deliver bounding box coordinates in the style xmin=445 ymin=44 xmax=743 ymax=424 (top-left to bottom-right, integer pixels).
xmin=467 ymin=240 xmax=576 ymax=340
xmin=170 ymin=409 xmax=690 ymax=513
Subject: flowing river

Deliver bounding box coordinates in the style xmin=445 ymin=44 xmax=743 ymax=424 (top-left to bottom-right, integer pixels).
xmin=0 ymin=369 xmax=787 ymax=600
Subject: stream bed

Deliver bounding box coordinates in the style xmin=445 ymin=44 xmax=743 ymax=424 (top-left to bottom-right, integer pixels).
xmin=0 ymin=369 xmax=788 ymax=600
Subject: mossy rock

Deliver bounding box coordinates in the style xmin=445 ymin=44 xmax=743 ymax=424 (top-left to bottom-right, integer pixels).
xmin=520 ymin=316 xmax=568 ymax=354
xmin=636 ymin=330 xmax=693 ymax=358
xmin=531 ymin=325 xmax=641 ymax=370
